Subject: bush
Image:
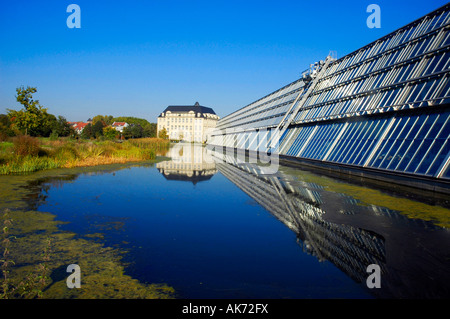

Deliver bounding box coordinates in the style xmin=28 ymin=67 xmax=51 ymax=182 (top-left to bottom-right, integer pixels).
xmin=12 ymin=135 xmax=40 ymax=157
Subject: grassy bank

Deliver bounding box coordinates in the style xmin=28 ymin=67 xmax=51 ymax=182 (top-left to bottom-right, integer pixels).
xmin=0 ymin=136 xmax=171 ymax=174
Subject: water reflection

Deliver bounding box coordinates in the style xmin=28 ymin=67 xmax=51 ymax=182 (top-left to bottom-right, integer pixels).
xmin=210 ymin=150 xmax=450 ymax=298
xmin=19 ymin=144 xmax=450 ymax=298
xmin=157 ymin=143 xmax=217 ymax=184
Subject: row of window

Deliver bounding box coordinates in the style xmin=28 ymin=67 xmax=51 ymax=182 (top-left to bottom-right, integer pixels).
xmin=213 ymin=108 xmax=450 ymax=179
xmin=293 ymin=73 xmax=450 ymax=124
xmin=217 ymin=80 xmax=304 ymax=129
xmin=315 ymin=31 xmax=450 ymax=92
xmin=281 ymin=109 xmax=450 ymax=178
xmin=218 ymin=20 xmax=450 ymax=132
xmin=321 ymin=27 xmax=449 ymax=91
xmin=162 ymin=117 xmax=203 ymax=123
xmin=170 ymin=125 xmax=203 ymax=131
xmin=218 ymin=66 xmax=449 ymax=132
xmin=324 ymin=9 xmax=450 ymax=76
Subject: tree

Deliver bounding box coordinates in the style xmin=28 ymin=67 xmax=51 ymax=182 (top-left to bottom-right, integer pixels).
xmin=158 ymin=127 xmax=168 ymax=139
xmin=143 ymin=123 xmax=157 ymax=138
xmin=0 ymin=114 xmax=16 ymax=140
xmin=51 ymin=116 xmax=75 ymax=137
xmin=81 ymin=123 xmax=94 ymax=139
xmin=92 ymin=121 xmax=104 ymax=138
xmin=92 ymin=115 xmax=114 ymax=126
xmin=123 ymin=124 xmax=143 ymax=139
xmin=103 ymin=126 xmax=118 ymax=140
xmin=39 ymin=113 xmax=57 ymax=137
xmin=7 ymin=86 xmax=50 ymax=136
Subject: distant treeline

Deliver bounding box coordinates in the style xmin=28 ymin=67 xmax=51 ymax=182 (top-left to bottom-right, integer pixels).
xmin=0 ymin=86 xmax=157 ymax=141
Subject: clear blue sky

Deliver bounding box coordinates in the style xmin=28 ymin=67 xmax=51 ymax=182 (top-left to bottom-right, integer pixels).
xmin=0 ymin=0 xmax=447 ymax=122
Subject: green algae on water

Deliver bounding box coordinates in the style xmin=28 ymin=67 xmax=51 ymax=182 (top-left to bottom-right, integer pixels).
xmin=0 ymin=162 xmax=175 ymax=299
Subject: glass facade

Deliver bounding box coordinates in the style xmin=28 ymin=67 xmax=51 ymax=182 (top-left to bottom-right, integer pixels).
xmin=210 ymin=4 xmax=450 ymax=181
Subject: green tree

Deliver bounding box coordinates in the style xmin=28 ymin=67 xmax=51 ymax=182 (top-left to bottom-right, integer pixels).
xmin=81 ymin=123 xmax=94 ymax=139
xmin=92 ymin=121 xmax=104 ymax=138
xmin=0 ymin=114 xmax=16 ymax=140
xmin=39 ymin=113 xmax=57 ymax=137
xmin=143 ymin=123 xmax=157 ymax=138
xmin=103 ymin=126 xmax=118 ymax=140
xmin=51 ymin=116 xmax=74 ymax=137
xmin=93 ymin=115 xmax=114 ymax=126
xmin=158 ymin=127 xmax=168 ymax=139
xmin=123 ymin=124 xmax=143 ymax=139
xmin=7 ymin=86 xmax=49 ymax=136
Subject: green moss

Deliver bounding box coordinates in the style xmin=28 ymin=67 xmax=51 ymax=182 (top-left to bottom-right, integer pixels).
xmin=280 ymin=166 xmax=450 ymax=228
xmin=0 ymin=163 xmax=176 ymax=299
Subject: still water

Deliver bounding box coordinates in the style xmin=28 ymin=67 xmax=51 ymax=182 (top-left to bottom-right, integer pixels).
xmin=32 ymin=143 xmax=450 ymax=298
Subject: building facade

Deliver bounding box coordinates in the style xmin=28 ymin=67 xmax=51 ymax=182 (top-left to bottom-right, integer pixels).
xmin=157 ymin=102 xmax=220 ymax=143
xmin=111 ymin=121 xmax=129 ymax=133
xmin=209 ymin=4 xmax=450 ymax=192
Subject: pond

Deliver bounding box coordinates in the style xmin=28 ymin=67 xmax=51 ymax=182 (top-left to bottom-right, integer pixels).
xmin=14 ymin=143 xmax=450 ymax=298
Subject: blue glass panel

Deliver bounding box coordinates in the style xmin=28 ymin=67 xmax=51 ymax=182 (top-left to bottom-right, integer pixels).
xmin=340 ymin=121 xmax=368 ymax=163
xmin=371 ymin=117 xmax=405 ymax=167
xmin=406 ymin=139 xmax=433 ymax=173
xmin=396 ymin=114 xmax=429 ymax=171
xmin=416 ymin=114 xmax=438 ymax=140
xmin=415 ymin=139 xmax=441 ymax=174
xmin=355 ymin=118 xmax=389 ymax=165
xmin=308 ymin=125 xmax=331 ymax=159
xmin=345 ymin=120 xmax=375 ymax=164
xmin=287 ymin=128 xmax=305 ymax=156
xmin=417 ymin=79 xmax=436 ymax=101
xmin=386 ymin=116 xmax=418 ymax=170
xmin=380 ymin=139 xmax=404 ymax=169
xmin=428 ymin=139 xmax=449 ymax=176
xmin=328 ymin=122 xmax=357 ymax=161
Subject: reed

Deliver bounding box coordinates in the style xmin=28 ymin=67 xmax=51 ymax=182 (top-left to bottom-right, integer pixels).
xmin=0 ymin=137 xmax=170 ymax=174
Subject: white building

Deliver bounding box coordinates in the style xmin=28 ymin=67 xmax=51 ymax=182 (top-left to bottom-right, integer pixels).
xmin=157 ymin=102 xmax=219 ymax=143
xmin=111 ymin=121 xmax=129 ymax=133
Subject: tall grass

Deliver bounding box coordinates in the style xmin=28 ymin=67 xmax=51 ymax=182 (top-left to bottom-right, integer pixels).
xmin=0 ymin=137 xmax=170 ymax=174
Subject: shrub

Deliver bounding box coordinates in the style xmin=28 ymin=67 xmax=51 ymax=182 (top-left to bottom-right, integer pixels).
xmin=12 ymin=135 xmax=40 ymax=157
xmin=52 ymin=144 xmax=78 ymax=162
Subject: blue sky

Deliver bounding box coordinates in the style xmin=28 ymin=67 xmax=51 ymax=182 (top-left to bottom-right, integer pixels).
xmin=0 ymin=0 xmax=447 ymax=122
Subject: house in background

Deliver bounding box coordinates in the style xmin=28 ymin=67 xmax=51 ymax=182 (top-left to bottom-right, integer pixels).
xmin=111 ymin=122 xmax=129 ymax=133
xmin=68 ymin=121 xmax=89 ymax=134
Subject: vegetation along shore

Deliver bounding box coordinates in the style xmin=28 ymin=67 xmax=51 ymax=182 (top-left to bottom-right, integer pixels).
xmin=0 ymin=86 xmax=171 ymax=174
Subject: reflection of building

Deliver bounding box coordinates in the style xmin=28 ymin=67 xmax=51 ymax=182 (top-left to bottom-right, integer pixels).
xmin=157 ymin=143 xmax=217 ymax=184
xmin=211 ymin=151 xmax=450 ymax=298
xmin=157 ymin=102 xmax=220 ymax=142
xmin=210 ymin=4 xmax=450 ymax=192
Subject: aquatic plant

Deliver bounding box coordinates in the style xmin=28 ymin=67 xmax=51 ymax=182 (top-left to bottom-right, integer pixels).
xmin=0 ymin=138 xmax=171 ymax=174
xmin=0 ymin=210 xmax=51 ymax=299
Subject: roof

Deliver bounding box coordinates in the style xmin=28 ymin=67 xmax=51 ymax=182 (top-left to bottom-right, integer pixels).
xmin=70 ymin=122 xmax=89 ymax=131
xmin=159 ymin=102 xmax=216 ymax=117
xmin=112 ymin=122 xmax=127 ymax=126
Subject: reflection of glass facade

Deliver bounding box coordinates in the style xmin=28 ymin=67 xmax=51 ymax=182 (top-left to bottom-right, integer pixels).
xmin=212 ymin=153 xmax=450 ymax=298
xmin=210 ymin=4 xmax=450 ymax=185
